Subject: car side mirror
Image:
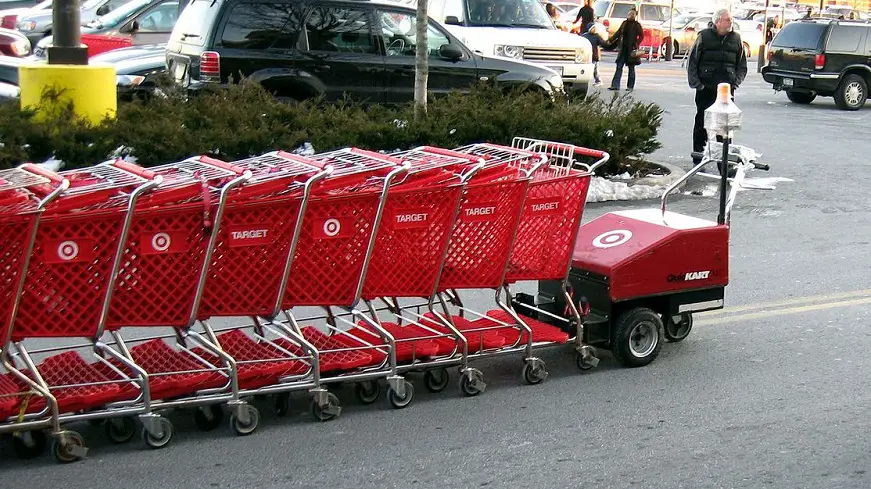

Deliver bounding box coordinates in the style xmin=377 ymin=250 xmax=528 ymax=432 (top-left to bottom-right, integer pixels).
xmin=96 ymin=4 xmax=110 ymax=15
xmin=120 ymin=19 xmax=138 ymax=33
xmin=439 ymin=43 xmax=463 ymax=60
xmin=445 ymin=15 xmax=461 ymax=25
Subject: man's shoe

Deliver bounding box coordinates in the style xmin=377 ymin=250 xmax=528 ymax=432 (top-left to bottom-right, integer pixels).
xmin=607 ymin=86 xmax=619 ymax=91
xmin=593 ymin=81 xmax=602 ymax=86
xmin=626 ymin=88 xmax=634 ymax=92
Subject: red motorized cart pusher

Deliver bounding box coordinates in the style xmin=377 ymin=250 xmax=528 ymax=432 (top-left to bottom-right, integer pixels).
xmin=526 ymin=138 xmax=770 ymax=369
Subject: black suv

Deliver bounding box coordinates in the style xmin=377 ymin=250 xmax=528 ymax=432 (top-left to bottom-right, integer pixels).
xmin=762 ymin=19 xmax=871 ymax=110
xmin=165 ymin=0 xmax=565 ymax=103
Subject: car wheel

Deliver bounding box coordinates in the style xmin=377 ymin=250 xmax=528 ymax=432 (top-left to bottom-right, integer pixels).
xmin=785 ymin=90 xmax=816 ymax=104
xmin=743 ymin=42 xmax=751 ymax=58
xmin=834 ymin=73 xmax=867 ymax=110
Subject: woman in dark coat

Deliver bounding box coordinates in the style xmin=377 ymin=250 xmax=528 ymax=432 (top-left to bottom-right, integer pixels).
xmin=607 ymin=8 xmax=644 ymax=91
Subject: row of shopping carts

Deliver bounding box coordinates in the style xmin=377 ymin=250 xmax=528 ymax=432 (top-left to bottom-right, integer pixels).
xmin=0 ymin=137 xmax=607 ymax=463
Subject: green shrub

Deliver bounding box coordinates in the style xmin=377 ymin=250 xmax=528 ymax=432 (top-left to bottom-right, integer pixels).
xmin=0 ymin=81 xmax=662 ymax=175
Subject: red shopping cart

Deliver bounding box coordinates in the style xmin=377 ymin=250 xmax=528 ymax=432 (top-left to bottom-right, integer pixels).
xmin=1 ymin=160 xmax=161 ymax=463
xmin=0 ymin=165 xmax=67 ymax=460
xmin=323 ymin=146 xmax=485 ymax=403
xmin=272 ymin=147 xmax=423 ymax=416
xmin=95 ymin=156 xmax=261 ymax=447
xmin=468 ymin=138 xmax=607 ymax=380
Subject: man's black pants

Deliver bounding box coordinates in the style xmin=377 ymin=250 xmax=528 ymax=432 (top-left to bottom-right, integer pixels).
xmin=693 ymin=87 xmax=718 ymax=162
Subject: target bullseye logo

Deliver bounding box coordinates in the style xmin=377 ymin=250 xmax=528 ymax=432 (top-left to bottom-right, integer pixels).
xmin=151 ymin=232 xmax=171 ymax=252
xmin=323 ymin=218 xmax=341 ymax=237
xmin=592 ymin=229 xmax=632 ymax=249
xmin=57 ymin=240 xmax=79 ymax=261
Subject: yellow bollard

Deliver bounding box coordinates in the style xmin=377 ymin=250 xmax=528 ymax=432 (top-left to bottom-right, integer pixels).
xmin=18 ymin=62 xmax=117 ymax=125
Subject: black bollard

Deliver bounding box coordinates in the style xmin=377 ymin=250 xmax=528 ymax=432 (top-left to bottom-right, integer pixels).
xmin=47 ymin=0 xmax=88 ymax=65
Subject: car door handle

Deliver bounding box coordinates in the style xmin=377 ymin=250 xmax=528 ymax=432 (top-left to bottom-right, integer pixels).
xmin=314 ymin=65 xmax=331 ymax=72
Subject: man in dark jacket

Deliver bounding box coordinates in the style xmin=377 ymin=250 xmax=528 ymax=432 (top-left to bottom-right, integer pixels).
xmin=574 ymin=0 xmax=595 ymax=33
xmin=686 ymin=8 xmax=747 ymax=163
xmin=607 ymin=8 xmax=644 ymax=91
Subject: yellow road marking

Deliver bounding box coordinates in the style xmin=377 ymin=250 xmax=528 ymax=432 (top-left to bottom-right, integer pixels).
xmin=701 ymin=288 xmax=871 ymax=317
xmin=696 ymin=292 xmax=871 ymax=326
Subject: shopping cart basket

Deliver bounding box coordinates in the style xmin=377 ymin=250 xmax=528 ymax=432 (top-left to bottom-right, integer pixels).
xmin=0 ymin=165 xmax=68 ymax=460
xmin=1 ymin=160 xmax=161 ymax=463
xmin=468 ymin=138 xmax=608 ymax=380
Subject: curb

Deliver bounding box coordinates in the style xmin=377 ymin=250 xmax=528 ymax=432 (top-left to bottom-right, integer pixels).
xmin=619 ymin=160 xmax=687 ymax=189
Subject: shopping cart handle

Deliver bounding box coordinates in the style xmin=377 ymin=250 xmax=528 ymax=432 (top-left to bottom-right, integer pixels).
xmin=573 ymin=146 xmax=607 ymax=158
xmin=20 ymin=163 xmax=66 ymax=184
xmin=110 ymin=159 xmax=158 ymax=180
xmin=348 ymin=147 xmax=407 ymax=166
xmin=197 ymin=155 xmax=247 ymax=175
xmin=417 ymin=145 xmax=485 ymax=163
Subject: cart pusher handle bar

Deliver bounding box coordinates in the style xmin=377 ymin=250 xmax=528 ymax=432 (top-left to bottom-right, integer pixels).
xmin=660 ymin=154 xmax=771 ymax=222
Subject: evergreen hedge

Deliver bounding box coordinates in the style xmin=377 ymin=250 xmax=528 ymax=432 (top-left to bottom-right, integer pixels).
xmin=0 ymin=81 xmax=663 ymax=175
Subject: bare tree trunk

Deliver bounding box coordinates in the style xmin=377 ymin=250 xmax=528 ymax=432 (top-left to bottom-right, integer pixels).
xmin=414 ymin=0 xmax=429 ymax=120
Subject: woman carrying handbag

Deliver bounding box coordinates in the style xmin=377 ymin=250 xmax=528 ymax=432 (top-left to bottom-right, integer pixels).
xmin=606 ymin=8 xmax=644 ymax=92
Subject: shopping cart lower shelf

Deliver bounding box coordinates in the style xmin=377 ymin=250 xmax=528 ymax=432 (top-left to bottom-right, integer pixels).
xmin=121 ymin=339 xmax=227 ymax=400
xmin=420 ymin=313 xmax=508 ymax=352
xmin=273 ymin=327 xmax=376 ymax=374
xmin=15 ymin=351 xmax=133 ymax=414
xmin=476 ymin=310 xmax=570 ymax=344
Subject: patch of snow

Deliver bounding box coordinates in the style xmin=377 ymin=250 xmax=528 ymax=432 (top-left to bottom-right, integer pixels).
xmin=293 ymin=142 xmax=315 ymax=156
xmin=738 ymin=176 xmax=793 ymax=191
xmin=587 ymin=176 xmax=668 ymax=202
xmin=34 ymin=158 xmax=64 ymax=172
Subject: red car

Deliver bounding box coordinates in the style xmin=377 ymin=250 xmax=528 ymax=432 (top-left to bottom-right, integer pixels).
xmin=0 ymin=26 xmax=29 ymax=56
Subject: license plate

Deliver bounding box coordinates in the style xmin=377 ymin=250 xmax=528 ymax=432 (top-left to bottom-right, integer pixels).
xmin=33 ymin=46 xmax=44 ymax=58
xmin=782 ymin=77 xmax=793 ymax=87
xmin=547 ymin=65 xmax=564 ymax=76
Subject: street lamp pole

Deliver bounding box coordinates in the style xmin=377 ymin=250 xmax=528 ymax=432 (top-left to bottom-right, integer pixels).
xmin=47 ymin=0 xmax=88 ymax=65
xmin=666 ymin=0 xmax=674 ymax=60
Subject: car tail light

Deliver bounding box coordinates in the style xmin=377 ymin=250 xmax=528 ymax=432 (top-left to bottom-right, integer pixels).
xmin=756 ymin=23 xmax=763 ymax=31
xmin=1 ymin=15 xmax=16 ymax=29
xmin=815 ymin=54 xmax=825 ymax=70
xmin=200 ymin=51 xmax=220 ymax=83
xmin=603 ymin=19 xmax=609 ymax=27
xmin=10 ymin=40 xmax=30 ymax=57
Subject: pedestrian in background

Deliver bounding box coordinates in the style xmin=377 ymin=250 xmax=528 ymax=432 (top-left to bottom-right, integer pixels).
xmin=574 ymin=0 xmax=595 ymax=33
xmin=581 ymin=23 xmax=605 ymax=86
xmin=686 ymin=8 xmax=747 ymax=163
xmin=606 ymin=8 xmax=644 ymax=92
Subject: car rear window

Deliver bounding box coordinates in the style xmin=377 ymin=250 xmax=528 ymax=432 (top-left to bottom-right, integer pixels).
xmin=220 ymin=2 xmax=304 ymax=49
xmin=826 ymin=25 xmax=866 ymax=52
xmin=610 ymin=2 xmax=633 ymax=18
xmin=593 ymin=1 xmax=609 ymax=17
xmin=169 ymin=0 xmax=223 ymax=46
xmin=771 ymin=22 xmax=826 ymax=50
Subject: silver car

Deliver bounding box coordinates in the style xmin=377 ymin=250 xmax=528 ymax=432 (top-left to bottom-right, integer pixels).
xmin=16 ymin=0 xmax=130 ymax=44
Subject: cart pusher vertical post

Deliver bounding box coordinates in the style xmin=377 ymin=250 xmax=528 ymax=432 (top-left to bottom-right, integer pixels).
xmin=94 ymin=156 xmax=258 ymax=446
xmin=0 ymin=165 xmax=68 ymax=460
xmin=407 ymin=142 xmax=550 ymax=386
xmin=187 ymin=151 xmax=338 ymax=422
xmin=272 ymin=148 xmax=412 ymax=417
xmin=320 ymin=146 xmax=486 ymax=403
xmin=481 ymin=138 xmax=609 ymax=375
xmin=1 ymin=161 xmax=163 ymax=463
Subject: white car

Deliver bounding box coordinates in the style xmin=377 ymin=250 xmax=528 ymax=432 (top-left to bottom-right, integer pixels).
xmin=391 ymin=0 xmax=595 ymax=97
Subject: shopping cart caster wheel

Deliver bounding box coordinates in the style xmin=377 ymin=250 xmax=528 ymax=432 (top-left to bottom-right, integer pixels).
xmin=105 ymin=417 xmax=137 ymax=444
xmin=522 ymin=361 xmax=548 ymax=385
xmin=275 ymin=393 xmax=291 ymax=417
xmin=388 ymin=381 xmax=414 ymax=409
xmin=52 ymin=431 xmax=86 ymax=464
xmin=423 ymin=368 xmax=450 ymax=393
xmin=459 ymin=372 xmax=484 ymax=397
xmin=193 ymin=404 xmax=224 ymax=431
xmin=230 ymin=405 xmax=260 ymax=436
xmin=663 ymin=313 xmax=693 ymax=342
xmin=12 ymin=430 xmax=47 ymax=459
xmin=142 ymin=418 xmax=173 ymax=450
xmin=311 ymin=393 xmax=341 ymax=422
xmin=355 ymin=380 xmax=381 ymax=404
xmin=612 ymin=307 xmax=664 ymax=368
